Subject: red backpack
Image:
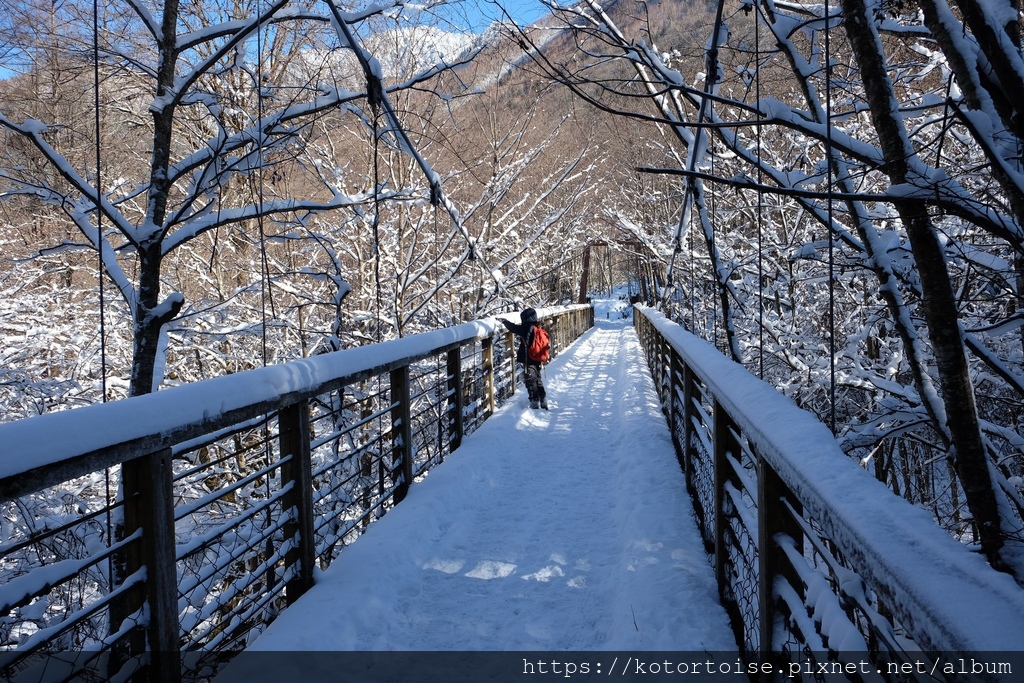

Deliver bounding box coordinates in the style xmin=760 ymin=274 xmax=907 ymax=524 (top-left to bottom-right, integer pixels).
xmin=527 ymin=325 xmax=550 ymax=362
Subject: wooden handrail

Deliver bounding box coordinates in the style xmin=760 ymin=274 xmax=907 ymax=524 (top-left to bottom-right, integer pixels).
xmin=634 ymin=305 xmax=1024 ymax=668
xmin=0 ymin=305 xmax=593 ymax=683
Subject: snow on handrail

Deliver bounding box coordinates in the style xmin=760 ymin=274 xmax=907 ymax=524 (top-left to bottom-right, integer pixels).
xmin=636 ymin=305 xmax=1024 ymax=659
xmin=0 ymin=305 xmax=594 ymax=683
xmin=0 ymin=306 xmax=591 ymax=500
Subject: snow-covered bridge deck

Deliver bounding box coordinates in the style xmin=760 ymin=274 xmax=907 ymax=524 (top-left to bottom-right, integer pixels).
xmin=228 ymin=312 xmax=738 ymax=653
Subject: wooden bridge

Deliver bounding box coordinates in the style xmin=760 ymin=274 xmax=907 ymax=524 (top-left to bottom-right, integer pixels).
xmin=1 ymin=305 xmax=1023 ymax=683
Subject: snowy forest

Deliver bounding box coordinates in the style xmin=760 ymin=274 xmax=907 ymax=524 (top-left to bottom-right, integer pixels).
xmin=1 ymin=0 xmax=1024 ymax=618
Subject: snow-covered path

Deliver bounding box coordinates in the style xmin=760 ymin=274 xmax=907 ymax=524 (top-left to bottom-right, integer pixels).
xmin=232 ymin=306 xmax=736 ymax=653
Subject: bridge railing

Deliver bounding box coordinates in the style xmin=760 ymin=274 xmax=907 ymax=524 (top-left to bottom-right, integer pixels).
xmin=635 ymin=306 xmax=1024 ymax=675
xmin=0 ymin=305 xmax=593 ymax=683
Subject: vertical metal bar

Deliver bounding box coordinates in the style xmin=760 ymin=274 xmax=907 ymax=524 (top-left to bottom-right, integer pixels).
xmin=280 ymin=400 xmax=315 ymax=603
xmin=447 ymin=347 xmax=464 ymax=452
xmin=390 ymin=366 xmax=413 ymax=504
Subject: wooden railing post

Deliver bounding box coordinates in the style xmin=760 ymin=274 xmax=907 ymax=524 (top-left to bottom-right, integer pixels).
xmin=660 ymin=337 xmax=672 ymax=409
xmin=712 ymin=400 xmax=739 ymax=590
xmin=121 ymin=450 xmax=180 ymax=683
xmin=447 ymin=348 xmax=464 ymax=452
xmin=482 ymin=336 xmax=496 ymax=417
xmin=681 ymin=362 xmax=696 ymax=487
xmin=279 ymin=400 xmax=315 ymax=604
xmin=758 ymin=456 xmax=803 ymax=656
xmin=505 ymin=331 xmax=516 ymax=396
xmin=667 ymin=348 xmax=681 ymax=454
xmin=652 ymin=326 xmax=663 ymax=399
xmin=390 ymin=366 xmax=414 ymax=504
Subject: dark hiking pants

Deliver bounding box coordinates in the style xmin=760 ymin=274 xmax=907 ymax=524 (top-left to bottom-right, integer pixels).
xmin=526 ymin=363 xmax=546 ymax=403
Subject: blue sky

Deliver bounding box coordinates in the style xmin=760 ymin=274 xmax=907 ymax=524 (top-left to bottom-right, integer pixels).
xmin=455 ymin=0 xmax=550 ymax=31
xmin=0 ymin=1 xmax=552 ymax=81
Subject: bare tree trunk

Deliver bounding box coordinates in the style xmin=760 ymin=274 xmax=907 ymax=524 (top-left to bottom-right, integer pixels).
xmin=126 ymin=0 xmax=183 ymax=398
xmin=112 ymin=1 xmax=184 ymax=670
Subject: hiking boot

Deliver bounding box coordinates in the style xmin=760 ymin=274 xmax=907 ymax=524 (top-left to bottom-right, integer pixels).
xmin=530 ymin=400 xmax=540 ymax=409
xmin=540 ymin=400 xmax=549 ymax=410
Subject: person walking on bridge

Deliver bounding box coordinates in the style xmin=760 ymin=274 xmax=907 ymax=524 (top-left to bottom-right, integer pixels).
xmin=499 ymin=307 xmax=549 ymax=410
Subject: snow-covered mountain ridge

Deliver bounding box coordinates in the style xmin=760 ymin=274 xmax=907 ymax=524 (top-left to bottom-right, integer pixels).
xmin=296 ymin=25 xmax=480 ymax=85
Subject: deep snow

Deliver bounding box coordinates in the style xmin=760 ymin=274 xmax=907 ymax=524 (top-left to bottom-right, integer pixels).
xmin=226 ymin=300 xmax=737 ymax=654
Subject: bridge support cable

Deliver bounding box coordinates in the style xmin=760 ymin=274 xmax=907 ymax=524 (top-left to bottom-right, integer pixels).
xmin=254 ymin=5 xmax=285 ymax=646
xmin=824 ymin=0 xmax=838 ymax=434
xmin=91 ymin=0 xmax=120 ymax=674
xmin=655 ymin=0 xmax=743 ymax=364
xmin=754 ymin=7 xmax=765 ymax=379
xmin=89 ymin=1 xmax=177 ymax=677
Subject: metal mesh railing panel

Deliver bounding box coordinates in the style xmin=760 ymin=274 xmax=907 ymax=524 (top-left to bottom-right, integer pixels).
xmin=0 ymin=472 xmax=143 ymax=682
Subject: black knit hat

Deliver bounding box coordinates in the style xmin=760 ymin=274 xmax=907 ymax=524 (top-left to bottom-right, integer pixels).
xmin=522 ymin=308 xmax=538 ymax=324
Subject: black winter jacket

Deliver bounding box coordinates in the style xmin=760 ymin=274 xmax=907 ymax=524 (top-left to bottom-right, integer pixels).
xmin=499 ymin=309 xmax=543 ymax=366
